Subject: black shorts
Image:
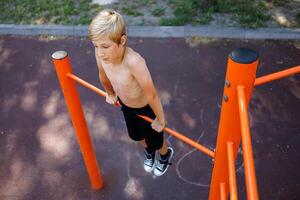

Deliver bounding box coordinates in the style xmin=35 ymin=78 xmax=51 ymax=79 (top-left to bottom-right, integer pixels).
xmin=119 ymin=98 xmax=164 ymax=151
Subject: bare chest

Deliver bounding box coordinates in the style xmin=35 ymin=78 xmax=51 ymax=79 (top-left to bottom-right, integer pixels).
xmin=102 ymin=64 xmax=136 ymax=89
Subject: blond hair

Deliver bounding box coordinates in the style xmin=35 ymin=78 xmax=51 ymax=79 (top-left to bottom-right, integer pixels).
xmin=89 ymin=9 xmax=126 ymax=44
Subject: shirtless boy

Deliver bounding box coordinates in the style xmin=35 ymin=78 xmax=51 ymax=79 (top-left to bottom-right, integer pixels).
xmin=88 ymin=9 xmax=174 ymax=176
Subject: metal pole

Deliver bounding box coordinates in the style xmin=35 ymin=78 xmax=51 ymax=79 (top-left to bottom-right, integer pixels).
xmin=254 ymin=65 xmax=300 ymax=86
xmin=220 ymin=183 xmax=227 ymax=200
xmin=237 ymin=86 xmax=259 ymax=200
xmin=209 ymin=48 xmax=259 ymax=200
xmin=52 ymin=51 xmax=103 ymax=189
xmin=227 ymin=142 xmax=238 ymax=200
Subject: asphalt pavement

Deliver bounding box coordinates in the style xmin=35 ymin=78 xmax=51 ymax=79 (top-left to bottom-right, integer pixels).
xmin=0 ymin=32 xmax=300 ymax=200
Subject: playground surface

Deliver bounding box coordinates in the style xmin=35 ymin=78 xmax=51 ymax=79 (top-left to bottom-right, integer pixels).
xmin=0 ymin=35 xmax=299 ymax=200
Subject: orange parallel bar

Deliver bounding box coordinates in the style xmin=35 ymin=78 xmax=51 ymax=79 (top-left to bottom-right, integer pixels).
xmin=227 ymin=142 xmax=238 ymax=200
xmin=52 ymin=51 xmax=103 ymax=190
xmin=237 ymin=86 xmax=259 ymax=200
xmin=67 ymin=73 xmax=121 ymax=106
xmin=67 ymin=73 xmax=215 ymax=158
xmin=68 ymin=73 xmax=107 ymax=96
xmin=254 ymin=65 xmax=300 ymax=86
xmin=220 ymin=183 xmax=227 ymax=200
xmin=137 ymin=115 xmax=215 ymax=158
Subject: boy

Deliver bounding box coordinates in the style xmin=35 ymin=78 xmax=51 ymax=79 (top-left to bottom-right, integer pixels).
xmin=88 ymin=9 xmax=174 ymax=176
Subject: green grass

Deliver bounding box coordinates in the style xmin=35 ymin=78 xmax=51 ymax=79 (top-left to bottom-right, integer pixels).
xmin=160 ymin=0 xmax=271 ymax=27
xmin=122 ymin=6 xmax=143 ymax=16
xmin=160 ymin=0 xmax=201 ymax=25
xmin=0 ymin=0 xmax=298 ymax=28
xmin=134 ymin=0 xmax=157 ymax=6
xmin=151 ymin=8 xmax=165 ymax=17
xmin=296 ymin=13 xmax=300 ymax=26
xmin=0 ymin=0 xmax=100 ymax=25
xmin=272 ymin=0 xmax=290 ymax=6
xmin=213 ymin=0 xmax=270 ymax=28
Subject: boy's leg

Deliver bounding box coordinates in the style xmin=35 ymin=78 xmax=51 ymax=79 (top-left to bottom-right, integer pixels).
xmin=121 ymin=107 xmax=156 ymax=172
xmin=142 ymin=139 xmax=156 ymax=173
xmin=139 ymin=139 xmax=147 ymax=148
xmin=158 ymin=141 xmax=168 ymax=155
xmin=154 ymin=140 xmax=174 ymax=176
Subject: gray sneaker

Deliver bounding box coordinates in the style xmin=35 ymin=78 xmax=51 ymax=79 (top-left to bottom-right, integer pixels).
xmin=144 ymin=150 xmax=155 ymax=173
xmin=153 ymin=147 xmax=174 ymax=176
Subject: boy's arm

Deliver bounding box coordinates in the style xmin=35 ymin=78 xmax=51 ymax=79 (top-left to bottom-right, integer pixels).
xmin=95 ymin=53 xmax=118 ymax=105
xmin=95 ymin=53 xmax=115 ymax=96
xmin=128 ymin=54 xmax=165 ymax=127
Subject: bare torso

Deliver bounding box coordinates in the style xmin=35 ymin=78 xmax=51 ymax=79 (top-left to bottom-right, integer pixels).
xmin=101 ymin=47 xmax=148 ymax=108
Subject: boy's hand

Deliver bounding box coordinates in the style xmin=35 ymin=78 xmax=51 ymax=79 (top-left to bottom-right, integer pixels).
xmin=151 ymin=117 xmax=165 ymax=132
xmin=106 ymin=93 xmax=118 ymax=105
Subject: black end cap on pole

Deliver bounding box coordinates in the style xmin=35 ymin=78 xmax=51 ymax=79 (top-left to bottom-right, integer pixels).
xmin=229 ymin=48 xmax=259 ymax=64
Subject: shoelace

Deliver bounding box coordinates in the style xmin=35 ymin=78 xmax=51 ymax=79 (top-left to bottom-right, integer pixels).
xmin=160 ymin=159 xmax=172 ymax=164
xmin=155 ymin=160 xmax=172 ymax=172
xmin=145 ymin=153 xmax=154 ymax=159
xmin=145 ymin=157 xmax=154 ymax=162
xmin=145 ymin=153 xmax=155 ymax=165
xmin=158 ymin=159 xmax=172 ymax=166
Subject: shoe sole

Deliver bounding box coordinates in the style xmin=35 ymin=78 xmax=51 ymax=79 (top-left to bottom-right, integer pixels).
xmin=153 ymin=147 xmax=174 ymax=176
xmin=144 ymin=163 xmax=156 ymax=173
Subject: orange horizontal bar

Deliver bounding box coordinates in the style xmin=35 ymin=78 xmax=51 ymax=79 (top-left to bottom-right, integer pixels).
xmin=67 ymin=73 xmax=121 ymax=106
xmin=227 ymin=142 xmax=238 ymax=200
xmin=68 ymin=73 xmax=106 ymax=96
xmin=67 ymin=73 xmax=215 ymax=158
xmin=220 ymin=182 xmax=227 ymax=200
xmin=237 ymin=86 xmax=259 ymax=200
xmin=254 ymin=65 xmax=300 ymax=86
xmin=137 ymin=115 xmax=215 ymax=158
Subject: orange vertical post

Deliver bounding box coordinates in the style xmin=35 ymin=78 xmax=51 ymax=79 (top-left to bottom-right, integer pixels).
xmin=220 ymin=183 xmax=227 ymax=200
xmin=237 ymin=86 xmax=259 ymax=200
xmin=227 ymin=142 xmax=238 ymax=200
xmin=209 ymin=48 xmax=259 ymax=200
xmin=52 ymin=51 xmax=103 ymax=189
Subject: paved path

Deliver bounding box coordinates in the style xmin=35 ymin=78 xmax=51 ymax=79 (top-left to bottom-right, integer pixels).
xmin=0 ymin=24 xmax=300 ymax=39
xmin=0 ymin=35 xmax=299 ymax=200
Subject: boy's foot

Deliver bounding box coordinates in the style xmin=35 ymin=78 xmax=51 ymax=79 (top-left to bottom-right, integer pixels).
xmin=144 ymin=149 xmax=156 ymax=173
xmin=153 ymin=147 xmax=174 ymax=176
